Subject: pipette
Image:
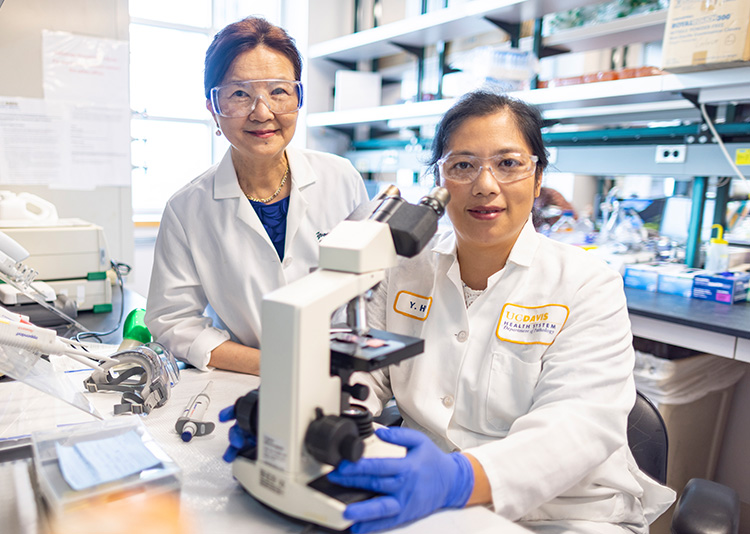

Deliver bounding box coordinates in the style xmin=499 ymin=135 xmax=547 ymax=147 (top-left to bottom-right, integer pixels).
xmin=0 ymin=319 xmax=115 ymax=368
xmin=175 ymin=381 xmax=215 ymax=442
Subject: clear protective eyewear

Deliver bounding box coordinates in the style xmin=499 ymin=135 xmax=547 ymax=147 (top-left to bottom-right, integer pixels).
xmin=437 ymin=152 xmax=539 ymax=184
xmin=210 ymin=79 xmax=303 ymax=117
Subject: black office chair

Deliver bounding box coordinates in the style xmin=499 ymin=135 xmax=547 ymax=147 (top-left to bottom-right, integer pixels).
xmin=627 ymin=390 xmax=740 ymax=534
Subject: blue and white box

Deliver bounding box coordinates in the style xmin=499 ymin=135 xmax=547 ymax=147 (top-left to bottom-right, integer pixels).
xmin=692 ymin=272 xmax=750 ymax=304
xmin=658 ymin=266 xmax=703 ymax=298
xmin=623 ymin=264 xmax=660 ymax=292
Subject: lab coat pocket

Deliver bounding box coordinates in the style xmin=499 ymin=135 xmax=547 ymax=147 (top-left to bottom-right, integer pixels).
xmin=485 ymin=350 xmax=542 ymax=432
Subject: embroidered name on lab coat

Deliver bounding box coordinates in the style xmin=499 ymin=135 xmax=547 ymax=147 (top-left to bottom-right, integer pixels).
xmin=393 ymin=290 xmax=432 ymax=321
xmin=496 ymin=303 xmax=569 ymax=345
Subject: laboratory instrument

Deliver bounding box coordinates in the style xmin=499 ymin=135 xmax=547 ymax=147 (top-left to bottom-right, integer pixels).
xmin=0 ymin=302 xmax=178 ymax=415
xmin=0 ymin=316 xmax=113 ymax=369
xmin=175 ymin=381 xmax=215 ymax=442
xmin=0 ymin=228 xmax=89 ymax=333
xmin=228 ymin=186 xmax=450 ymax=530
xmin=0 ymin=217 xmax=112 ymax=312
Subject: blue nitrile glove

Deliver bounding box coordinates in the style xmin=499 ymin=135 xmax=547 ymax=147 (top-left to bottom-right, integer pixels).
xmin=218 ymin=405 xmax=256 ymax=463
xmin=326 ymin=426 xmax=474 ymax=533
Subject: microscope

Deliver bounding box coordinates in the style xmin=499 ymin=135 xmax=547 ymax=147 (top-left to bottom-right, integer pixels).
xmin=229 ymin=186 xmax=450 ymax=530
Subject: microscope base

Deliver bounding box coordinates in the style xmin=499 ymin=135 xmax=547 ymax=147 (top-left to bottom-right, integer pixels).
xmin=233 ymin=456 xmax=353 ymax=531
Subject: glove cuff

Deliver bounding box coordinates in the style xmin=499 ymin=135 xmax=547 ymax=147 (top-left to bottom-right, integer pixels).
xmin=445 ymin=452 xmax=474 ymax=509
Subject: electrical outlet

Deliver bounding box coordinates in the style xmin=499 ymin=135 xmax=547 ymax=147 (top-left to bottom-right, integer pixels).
xmin=655 ymin=145 xmax=687 ymax=163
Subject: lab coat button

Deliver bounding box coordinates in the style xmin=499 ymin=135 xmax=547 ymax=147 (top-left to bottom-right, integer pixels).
xmin=456 ymin=330 xmax=468 ymax=342
xmin=283 ymin=257 xmax=292 ymax=267
xmin=442 ymin=395 xmax=454 ymax=408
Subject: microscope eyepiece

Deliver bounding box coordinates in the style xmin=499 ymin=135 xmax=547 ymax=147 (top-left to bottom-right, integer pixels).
xmin=418 ymin=187 xmax=450 ymax=219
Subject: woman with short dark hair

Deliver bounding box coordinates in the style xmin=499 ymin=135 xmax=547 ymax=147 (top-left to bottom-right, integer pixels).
xmin=332 ymin=91 xmax=676 ymax=533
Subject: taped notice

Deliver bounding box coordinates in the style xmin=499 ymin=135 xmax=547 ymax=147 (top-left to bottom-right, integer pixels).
xmin=736 ymin=148 xmax=750 ymax=166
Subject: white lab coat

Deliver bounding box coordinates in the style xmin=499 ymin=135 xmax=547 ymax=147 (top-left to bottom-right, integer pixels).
xmin=146 ymin=146 xmax=368 ymax=370
xmin=355 ymin=217 xmax=675 ymax=532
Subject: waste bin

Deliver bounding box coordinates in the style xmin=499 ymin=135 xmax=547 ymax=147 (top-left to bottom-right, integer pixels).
xmin=632 ymin=338 xmax=746 ymax=534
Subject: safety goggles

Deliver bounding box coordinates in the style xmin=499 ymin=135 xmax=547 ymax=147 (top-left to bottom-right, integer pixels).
xmin=437 ymin=152 xmax=539 ymax=184
xmin=210 ymin=79 xmax=303 ymax=117
xmin=84 ymin=342 xmax=180 ymax=415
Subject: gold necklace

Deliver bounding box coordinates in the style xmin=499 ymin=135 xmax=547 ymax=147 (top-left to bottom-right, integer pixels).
xmin=246 ymin=161 xmax=289 ymax=204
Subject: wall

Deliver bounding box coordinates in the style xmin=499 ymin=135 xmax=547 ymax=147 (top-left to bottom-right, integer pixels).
xmin=0 ymin=0 xmax=134 ymax=266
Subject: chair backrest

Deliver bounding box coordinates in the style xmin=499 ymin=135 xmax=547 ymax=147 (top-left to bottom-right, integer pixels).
xmin=627 ymin=390 xmax=668 ymax=485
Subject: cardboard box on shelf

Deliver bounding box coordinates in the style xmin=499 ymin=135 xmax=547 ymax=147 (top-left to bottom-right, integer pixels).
xmin=662 ymin=0 xmax=750 ymax=72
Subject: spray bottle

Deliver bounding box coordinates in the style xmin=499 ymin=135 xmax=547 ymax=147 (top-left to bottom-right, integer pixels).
xmin=117 ymin=308 xmax=152 ymax=351
xmin=705 ymin=224 xmax=729 ymax=273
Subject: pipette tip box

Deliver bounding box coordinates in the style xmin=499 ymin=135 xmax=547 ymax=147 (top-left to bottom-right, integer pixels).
xmin=31 ymin=416 xmax=181 ymax=515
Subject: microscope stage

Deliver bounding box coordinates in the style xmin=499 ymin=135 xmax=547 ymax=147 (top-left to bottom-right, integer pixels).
xmin=330 ymin=328 xmax=424 ymax=372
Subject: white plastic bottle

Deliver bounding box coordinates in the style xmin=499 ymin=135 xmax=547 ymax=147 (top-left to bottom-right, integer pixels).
xmin=549 ymin=210 xmax=578 ymax=243
xmin=574 ymin=213 xmax=596 ymax=245
xmin=705 ymin=224 xmax=729 ymax=273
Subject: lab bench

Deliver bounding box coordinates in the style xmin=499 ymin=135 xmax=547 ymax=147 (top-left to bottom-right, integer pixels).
xmin=0 ymin=289 xmax=530 ymax=534
xmin=625 ymin=287 xmax=750 ymax=363
xmin=2 ymin=286 xmax=747 ymax=533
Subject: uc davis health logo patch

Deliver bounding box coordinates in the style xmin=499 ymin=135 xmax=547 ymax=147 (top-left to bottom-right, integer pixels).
xmin=496 ymin=303 xmax=569 ymax=345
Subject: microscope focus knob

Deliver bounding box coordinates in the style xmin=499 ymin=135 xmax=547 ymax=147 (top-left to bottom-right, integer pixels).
xmin=234 ymin=388 xmax=259 ymax=436
xmin=305 ymin=410 xmax=364 ymax=466
xmin=344 ymin=383 xmax=369 ymax=401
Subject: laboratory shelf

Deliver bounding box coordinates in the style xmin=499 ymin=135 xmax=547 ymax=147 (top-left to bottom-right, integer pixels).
xmin=308 ymin=0 xmax=603 ymax=63
xmin=541 ymin=10 xmax=667 ymax=55
xmin=307 ymin=98 xmax=456 ymax=128
xmin=307 ymin=67 xmax=750 ymax=129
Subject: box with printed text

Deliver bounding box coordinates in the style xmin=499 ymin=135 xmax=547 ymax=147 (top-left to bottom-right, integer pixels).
xmin=691 ymin=271 xmax=750 ymax=304
xmin=661 ymin=0 xmax=750 ymax=72
xmin=623 ymin=264 xmax=660 ymax=292
xmin=658 ymin=266 xmax=704 ymax=298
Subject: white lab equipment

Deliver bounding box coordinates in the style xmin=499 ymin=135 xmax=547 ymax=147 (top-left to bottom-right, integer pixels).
xmin=0 ymin=229 xmax=37 ymax=286
xmin=175 ymin=381 xmax=215 ymax=442
xmin=229 ymin=186 xmax=450 ymax=530
xmin=0 ymin=190 xmax=58 ymax=222
xmin=0 ymin=192 xmax=112 ymax=313
xmin=0 ymin=229 xmax=88 ymax=333
xmin=0 ymin=304 xmax=179 ymax=416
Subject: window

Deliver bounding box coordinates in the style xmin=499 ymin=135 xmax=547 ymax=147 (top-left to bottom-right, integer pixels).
xmin=129 ymin=0 xmax=281 ymax=221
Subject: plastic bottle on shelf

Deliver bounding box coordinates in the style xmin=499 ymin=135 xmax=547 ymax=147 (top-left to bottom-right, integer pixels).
xmin=549 ymin=210 xmax=578 ymax=244
xmin=705 ymin=224 xmax=729 ymax=273
xmin=574 ymin=211 xmax=597 ymax=245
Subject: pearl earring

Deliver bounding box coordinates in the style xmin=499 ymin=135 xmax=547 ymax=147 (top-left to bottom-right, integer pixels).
xmin=215 ymin=129 xmax=222 ymax=136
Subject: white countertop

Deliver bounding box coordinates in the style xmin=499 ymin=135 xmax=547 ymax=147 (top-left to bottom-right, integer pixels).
xmin=0 ymin=360 xmax=529 ymax=534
